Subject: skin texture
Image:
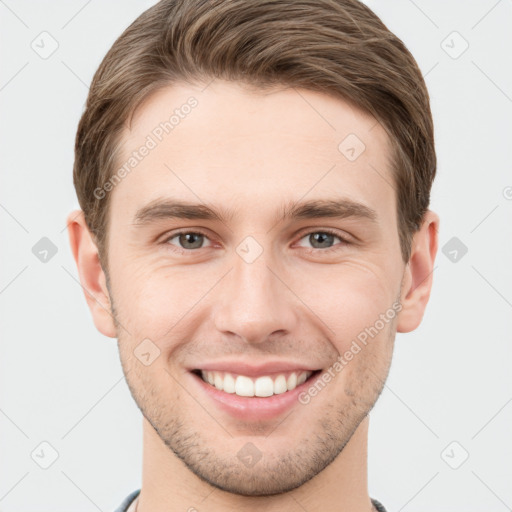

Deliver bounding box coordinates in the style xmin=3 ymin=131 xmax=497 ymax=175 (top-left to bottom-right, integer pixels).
xmin=68 ymin=79 xmax=439 ymax=512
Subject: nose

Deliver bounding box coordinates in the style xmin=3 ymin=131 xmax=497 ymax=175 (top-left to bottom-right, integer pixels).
xmin=213 ymin=245 xmax=299 ymax=345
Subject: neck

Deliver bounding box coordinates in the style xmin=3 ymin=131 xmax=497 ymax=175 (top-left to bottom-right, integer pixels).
xmin=136 ymin=415 xmax=374 ymax=512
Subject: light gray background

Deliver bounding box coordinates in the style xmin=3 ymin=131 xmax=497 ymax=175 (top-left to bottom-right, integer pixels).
xmin=1 ymin=1 xmax=511 ymax=511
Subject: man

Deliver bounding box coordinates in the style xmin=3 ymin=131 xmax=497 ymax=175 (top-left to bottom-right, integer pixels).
xmin=67 ymin=0 xmax=439 ymax=510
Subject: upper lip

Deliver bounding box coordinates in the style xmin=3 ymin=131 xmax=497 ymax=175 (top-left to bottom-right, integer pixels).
xmin=190 ymin=361 xmax=321 ymax=377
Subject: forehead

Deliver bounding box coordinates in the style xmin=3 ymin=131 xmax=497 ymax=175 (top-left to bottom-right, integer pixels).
xmin=111 ymin=79 xmax=395 ymax=225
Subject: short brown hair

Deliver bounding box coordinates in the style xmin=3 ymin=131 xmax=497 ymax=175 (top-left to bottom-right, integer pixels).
xmin=73 ymin=0 xmax=436 ymax=269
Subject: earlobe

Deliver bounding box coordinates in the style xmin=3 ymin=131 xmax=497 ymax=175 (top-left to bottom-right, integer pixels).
xmin=396 ymin=210 xmax=440 ymax=333
xmin=66 ymin=210 xmax=117 ymax=338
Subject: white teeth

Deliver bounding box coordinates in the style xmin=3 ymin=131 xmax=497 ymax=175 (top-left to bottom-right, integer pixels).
xmin=199 ymin=370 xmax=314 ymax=397
xmin=254 ymin=376 xmax=274 ymax=397
xmin=287 ymin=372 xmax=297 ymax=390
xmin=297 ymin=371 xmax=308 ymax=386
xmin=274 ymin=375 xmax=287 ymax=394
xmin=235 ymin=375 xmax=254 ymax=397
xmin=223 ymin=373 xmax=236 ymax=393
xmin=214 ymin=373 xmax=223 ymax=390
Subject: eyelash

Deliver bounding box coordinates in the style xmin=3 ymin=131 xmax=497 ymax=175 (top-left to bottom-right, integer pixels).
xmin=161 ymin=228 xmax=350 ymax=255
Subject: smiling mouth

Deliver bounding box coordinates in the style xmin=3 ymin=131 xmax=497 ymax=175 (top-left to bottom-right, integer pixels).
xmin=191 ymin=369 xmax=322 ymax=398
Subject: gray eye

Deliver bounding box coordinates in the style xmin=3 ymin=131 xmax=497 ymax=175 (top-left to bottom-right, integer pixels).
xmin=180 ymin=233 xmax=203 ymax=249
xmin=168 ymin=232 xmax=211 ymax=250
xmin=309 ymin=232 xmax=335 ymax=249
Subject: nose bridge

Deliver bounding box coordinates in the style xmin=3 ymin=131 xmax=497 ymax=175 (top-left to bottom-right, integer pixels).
xmin=213 ymin=241 xmax=297 ymax=343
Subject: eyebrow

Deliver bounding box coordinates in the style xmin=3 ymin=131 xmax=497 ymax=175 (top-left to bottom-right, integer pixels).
xmin=133 ymin=197 xmax=378 ymax=226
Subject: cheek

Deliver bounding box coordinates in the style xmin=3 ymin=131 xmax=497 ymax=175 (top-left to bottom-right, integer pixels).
xmin=110 ymin=259 xmax=216 ymax=339
xmin=119 ymin=339 xmax=183 ymax=417
xmin=293 ymin=259 xmax=398 ymax=339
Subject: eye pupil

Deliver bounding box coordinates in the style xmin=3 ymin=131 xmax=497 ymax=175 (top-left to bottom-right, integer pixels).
xmin=179 ymin=233 xmax=203 ymax=249
xmin=310 ymin=232 xmax=334 ymax=249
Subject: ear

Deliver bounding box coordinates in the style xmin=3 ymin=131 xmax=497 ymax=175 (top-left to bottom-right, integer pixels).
xmin=66 ymin=210 xmax=117 ymax=338
xmin=396 ymin=210 xmax=440 ymax=333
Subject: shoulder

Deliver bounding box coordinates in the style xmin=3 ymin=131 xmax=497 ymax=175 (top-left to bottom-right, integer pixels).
xmin=371 ymin=497 xmax=388 ymax=512
xmin=113 ymin=489 xmax=141 ymax=512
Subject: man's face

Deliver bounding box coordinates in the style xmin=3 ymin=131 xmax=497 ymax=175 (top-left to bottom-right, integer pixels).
xmin=105 ymin=80 xmax=406 ymax=495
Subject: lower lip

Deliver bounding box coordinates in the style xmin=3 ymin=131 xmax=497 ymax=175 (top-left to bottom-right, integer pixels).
xmin=189 ymin=370 xmax=321 ymax=422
